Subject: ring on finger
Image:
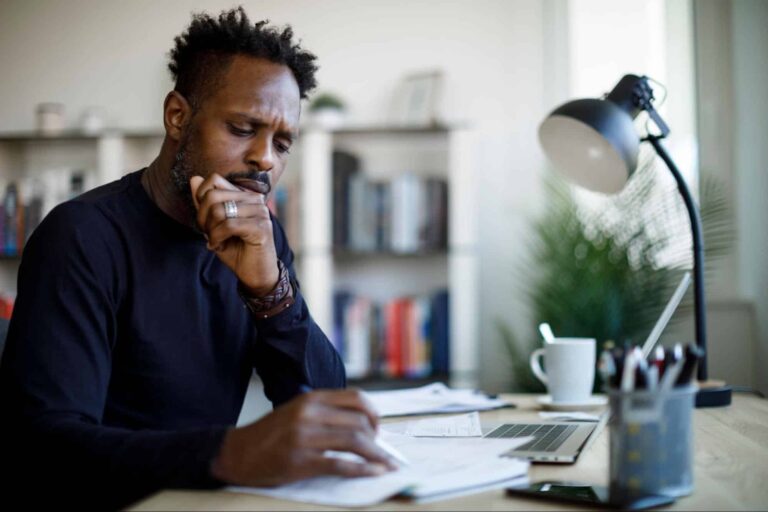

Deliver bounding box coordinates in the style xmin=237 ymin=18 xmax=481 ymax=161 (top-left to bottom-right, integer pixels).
xmin=223 ymin=200 xmax=238 ymax=219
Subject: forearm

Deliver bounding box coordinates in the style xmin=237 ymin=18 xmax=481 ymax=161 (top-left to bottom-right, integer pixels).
xmin=253 ymin=287 xmax=346 ymax=406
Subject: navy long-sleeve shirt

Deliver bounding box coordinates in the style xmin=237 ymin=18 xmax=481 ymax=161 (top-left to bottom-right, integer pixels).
xmin=0 ymin=169 xmax=345 ymax=509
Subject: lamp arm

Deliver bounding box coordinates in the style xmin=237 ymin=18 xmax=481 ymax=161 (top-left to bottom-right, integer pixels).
xmin=646 ymin=135 xmax=708 ymax=381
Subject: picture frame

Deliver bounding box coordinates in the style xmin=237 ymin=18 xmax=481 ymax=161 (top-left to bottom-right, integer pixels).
xmin=391 ymin=70 xmax=444 ymax=126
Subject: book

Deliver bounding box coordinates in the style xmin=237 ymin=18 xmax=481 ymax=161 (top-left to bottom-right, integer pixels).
xmin=333 ymin=290 xmax=449 ymax=379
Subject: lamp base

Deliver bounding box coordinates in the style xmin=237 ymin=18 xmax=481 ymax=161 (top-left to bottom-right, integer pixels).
xmin=695 ymin=380 xmax=732 ymax=408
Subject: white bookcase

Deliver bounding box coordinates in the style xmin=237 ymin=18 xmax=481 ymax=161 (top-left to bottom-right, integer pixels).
xmin=298 ymin=125 xmax=479 ymax=388
xmin=0 ymin=125 xmax=480 ymax=388
xmin=0 ymin=130 xmax=162 ymax=293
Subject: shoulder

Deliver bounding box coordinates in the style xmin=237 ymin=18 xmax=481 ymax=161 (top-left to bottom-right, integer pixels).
xmin=33 ymin=172 xmax=138 ymax=241
xmin=24 ymin=173 xmax=141 ymax=272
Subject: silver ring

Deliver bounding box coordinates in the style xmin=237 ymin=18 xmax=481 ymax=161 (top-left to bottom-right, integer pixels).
xmin=223 ymin=200 xmax=238 ymax=219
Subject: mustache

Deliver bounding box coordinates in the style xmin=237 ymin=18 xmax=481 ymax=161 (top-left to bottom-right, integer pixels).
xmin=225 ymin=171 xmax=272 ymax=194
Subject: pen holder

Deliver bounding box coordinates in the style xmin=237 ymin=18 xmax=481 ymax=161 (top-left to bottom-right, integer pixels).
xmin=608 ymin=385 xmax=696 ymax=501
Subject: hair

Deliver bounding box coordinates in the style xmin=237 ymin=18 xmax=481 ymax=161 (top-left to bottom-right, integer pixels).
xmin=168 ymin=6 xmax=318 ymax=108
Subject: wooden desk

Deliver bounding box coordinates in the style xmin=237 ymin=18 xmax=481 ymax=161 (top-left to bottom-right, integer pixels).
xmin=130 ymin=393 xmax=768 ymax=511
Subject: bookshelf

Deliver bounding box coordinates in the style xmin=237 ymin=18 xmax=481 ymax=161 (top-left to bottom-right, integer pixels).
xmin=0 ymin=129 xmax=163 ymax=293
xmin=298 ymin=124 xmax=479 ymax=388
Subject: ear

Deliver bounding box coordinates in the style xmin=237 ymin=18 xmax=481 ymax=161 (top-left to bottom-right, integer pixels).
xmin=163 ymin=91 xmax=192 ymax=142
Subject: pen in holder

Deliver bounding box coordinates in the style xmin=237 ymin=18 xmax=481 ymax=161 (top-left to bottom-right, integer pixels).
xmin=608 ymin=385 xmax=696 ymax=502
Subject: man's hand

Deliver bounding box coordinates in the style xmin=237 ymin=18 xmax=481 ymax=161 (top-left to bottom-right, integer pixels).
xmin=210 ymin=389 xmax=398 ymax=486
xmin=189 ymin=174 xmax=279 ymax=295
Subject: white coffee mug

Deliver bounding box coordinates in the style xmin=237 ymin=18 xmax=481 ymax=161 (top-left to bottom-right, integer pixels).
xmin=529 ymin=337 xmax=596 ymax=403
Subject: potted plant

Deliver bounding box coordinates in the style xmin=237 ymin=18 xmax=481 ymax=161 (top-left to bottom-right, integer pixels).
xmin=308 ymin=92 xmax=346 ymax=128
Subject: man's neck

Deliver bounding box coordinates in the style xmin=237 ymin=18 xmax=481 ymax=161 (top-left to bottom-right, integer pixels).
xmin=141 ymin=148 xmax=196 ymax=229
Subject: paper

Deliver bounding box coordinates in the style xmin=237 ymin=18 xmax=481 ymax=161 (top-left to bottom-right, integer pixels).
xmin=365 ymin=382 xmax=508 ymax=417
xmin=227 ymin=429 xmax=531 ymax=507
xmin=538 ymin=411 xmax=601 ymax=422
xmin=379 ymin=430 xmax=530 ymax=500
xmin=405 ymin=412 xmax=483 ymax=437
xmin=229 ymin=468 xmax=418 ymax=508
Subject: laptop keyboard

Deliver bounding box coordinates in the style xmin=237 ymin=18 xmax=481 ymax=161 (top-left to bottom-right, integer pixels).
xmin=485 ymin=423 xmax=578 ymax=452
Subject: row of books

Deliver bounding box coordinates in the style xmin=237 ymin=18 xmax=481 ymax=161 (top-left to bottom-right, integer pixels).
xmin=1 ymin=183 xmax=42 ymax=256
xmin=333 ymin=151 xmax=449 ymax=253
xmin=333 ymin=290 xmax=449 ymax=379
xmin=0 ymin=170 xmax=89 ymax=256
xmin=0 ymin=293 xmax=14 ymax=319
xmin=268 ymin=182 xmax=302 ymax=253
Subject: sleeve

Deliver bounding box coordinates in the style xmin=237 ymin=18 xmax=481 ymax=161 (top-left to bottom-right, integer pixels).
xmin=252 ymin=215 xmax=346 ymax=406
xmin=0 ymin=202 xmax=226 ymax=510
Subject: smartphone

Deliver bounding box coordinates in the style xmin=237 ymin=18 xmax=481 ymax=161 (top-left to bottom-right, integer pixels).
xmin=506 ymin=481 xmax=675 ymax=510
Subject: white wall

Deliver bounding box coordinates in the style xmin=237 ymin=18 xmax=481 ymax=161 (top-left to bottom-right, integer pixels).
xmin=732 ymin=0 xmax=768 ymax=393
xmin=690 ymin=0 xmax=768 ymax=393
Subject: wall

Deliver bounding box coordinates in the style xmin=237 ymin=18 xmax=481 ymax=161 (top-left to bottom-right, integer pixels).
xmin=692 ymin=0 xmax=768 ymax=393
xmin=732 ymin=0 xmax=768 ymax=393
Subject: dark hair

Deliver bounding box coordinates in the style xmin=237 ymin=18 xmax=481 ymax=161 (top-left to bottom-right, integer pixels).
xmin=168 ymin=6 xmax=318 ymax=107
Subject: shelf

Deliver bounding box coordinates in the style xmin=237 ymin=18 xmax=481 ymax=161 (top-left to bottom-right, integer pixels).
xmin=0 ymin=254 xmax=21 ymax=261
xmin=332 ymin=248 xmax=448 ymax=259
xmin=348 ymin=373 xmax=449 ymax=391
xmin=301 ymin=122 xmax=463 ymax=136
xmin=0 ymin=129 xmax=164 ymax=143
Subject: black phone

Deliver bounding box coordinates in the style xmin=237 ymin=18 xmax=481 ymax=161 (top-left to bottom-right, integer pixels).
xmin=506 ymin=481 xmax=675 ymax=510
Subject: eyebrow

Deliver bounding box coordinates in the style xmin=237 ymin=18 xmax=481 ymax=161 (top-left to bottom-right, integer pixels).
xmin=230 ymin=112 xmax=298 ymax=142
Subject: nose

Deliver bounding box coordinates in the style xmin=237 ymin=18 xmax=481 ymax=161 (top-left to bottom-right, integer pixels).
xmin=244 ymin=134 xmax=275 ymax=172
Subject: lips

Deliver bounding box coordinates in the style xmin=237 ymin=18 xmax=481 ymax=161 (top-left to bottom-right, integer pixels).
xmin=230 ymin=177 xmax=270 ymax=195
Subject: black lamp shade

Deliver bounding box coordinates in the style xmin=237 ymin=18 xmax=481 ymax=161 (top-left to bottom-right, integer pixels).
xmin=538 ymin=98 xmax=640 ymax=194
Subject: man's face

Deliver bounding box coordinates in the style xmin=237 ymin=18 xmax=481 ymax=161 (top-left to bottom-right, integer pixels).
xmin=171 ymin=55 xmax=301 ymax=207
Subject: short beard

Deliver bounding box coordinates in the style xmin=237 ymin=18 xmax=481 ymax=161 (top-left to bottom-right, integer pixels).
xmin=169 ymin=127 xmax=274 ymax=221
xmin=170 ymin=131 xmax=196 ymax=214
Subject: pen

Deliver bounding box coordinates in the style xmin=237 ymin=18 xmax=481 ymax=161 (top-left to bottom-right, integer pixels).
xmin=621 ymin=349 xmax=638 ymax=392
xmin=675 ymin=343 xmax=705 ymax=387
xmin=634 ymin=348 xmax=649 ymax=390
xmin=297 ymin=384 xmax=410 ymax=467
xmin=659 ymin=344 xmax=684 ymax=392
xmin=652 ymin=346 xmax=666 ymax=375
xmin=598 ymin=350 xmax=617 ymax=389
xmin=646 ymin=365 xmax=659 ymax=391
xmin=611 ymin=347 xmax=626 ymax=388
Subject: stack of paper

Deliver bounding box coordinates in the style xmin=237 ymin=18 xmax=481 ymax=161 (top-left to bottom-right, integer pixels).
xmin=228 ymin=422 xmax=530 ymax=507
xmin=364 ymin=382 xmax=509 ymax=417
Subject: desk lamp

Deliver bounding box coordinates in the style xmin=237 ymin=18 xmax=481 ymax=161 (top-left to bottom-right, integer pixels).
xmin=537 ymin=74 xmax=731 ymax=407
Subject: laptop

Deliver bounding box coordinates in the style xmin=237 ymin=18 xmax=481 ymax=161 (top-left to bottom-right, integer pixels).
xmin=482 ymin=416 xmax=605 ymax=463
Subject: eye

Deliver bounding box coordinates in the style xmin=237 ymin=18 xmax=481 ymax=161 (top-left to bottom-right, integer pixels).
xmin=227 ymin=123 xmax=253 ymax=137
xmin=274 ymin=140 xmax=292 ymax=155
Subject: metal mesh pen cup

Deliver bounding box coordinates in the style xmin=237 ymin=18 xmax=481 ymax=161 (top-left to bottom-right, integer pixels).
xmin=608 ymin=385 xmax=696 ymax=501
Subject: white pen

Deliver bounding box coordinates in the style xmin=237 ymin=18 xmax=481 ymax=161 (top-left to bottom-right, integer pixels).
xmin=621 ymin=349 xmax=638 ymax=392
xmin=376 ymin=436 xmax=410 ymax=467
xmin=660 ymin=344 xmax=685 ymax=392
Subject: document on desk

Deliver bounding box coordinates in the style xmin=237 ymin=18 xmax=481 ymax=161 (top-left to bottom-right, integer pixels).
xmin=405 ymin=411 xmax=483 ymax=437
xmin=227 ymin=431 xmax=531 ymax=507
xmin=365 ymin=382 xmax=508 ymax=417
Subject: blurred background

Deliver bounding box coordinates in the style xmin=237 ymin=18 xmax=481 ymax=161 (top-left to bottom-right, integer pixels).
xmin=0 ymin=0 xmax=765 ymax=418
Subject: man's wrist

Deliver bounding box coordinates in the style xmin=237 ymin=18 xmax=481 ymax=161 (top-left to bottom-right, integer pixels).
xmin=238 ymin=260 xmax=295 ymax=319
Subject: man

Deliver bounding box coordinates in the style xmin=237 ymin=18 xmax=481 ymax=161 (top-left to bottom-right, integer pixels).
xmin=0 ymin=7 xmax=395 ymax=509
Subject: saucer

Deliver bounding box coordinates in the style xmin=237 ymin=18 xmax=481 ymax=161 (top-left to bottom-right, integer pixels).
xmin=537 ymin=395 xmax=608 ymax=411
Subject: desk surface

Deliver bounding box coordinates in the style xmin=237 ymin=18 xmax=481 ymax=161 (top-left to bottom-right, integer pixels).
xmin=130 ymin=393 xmax=768 ymax=511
